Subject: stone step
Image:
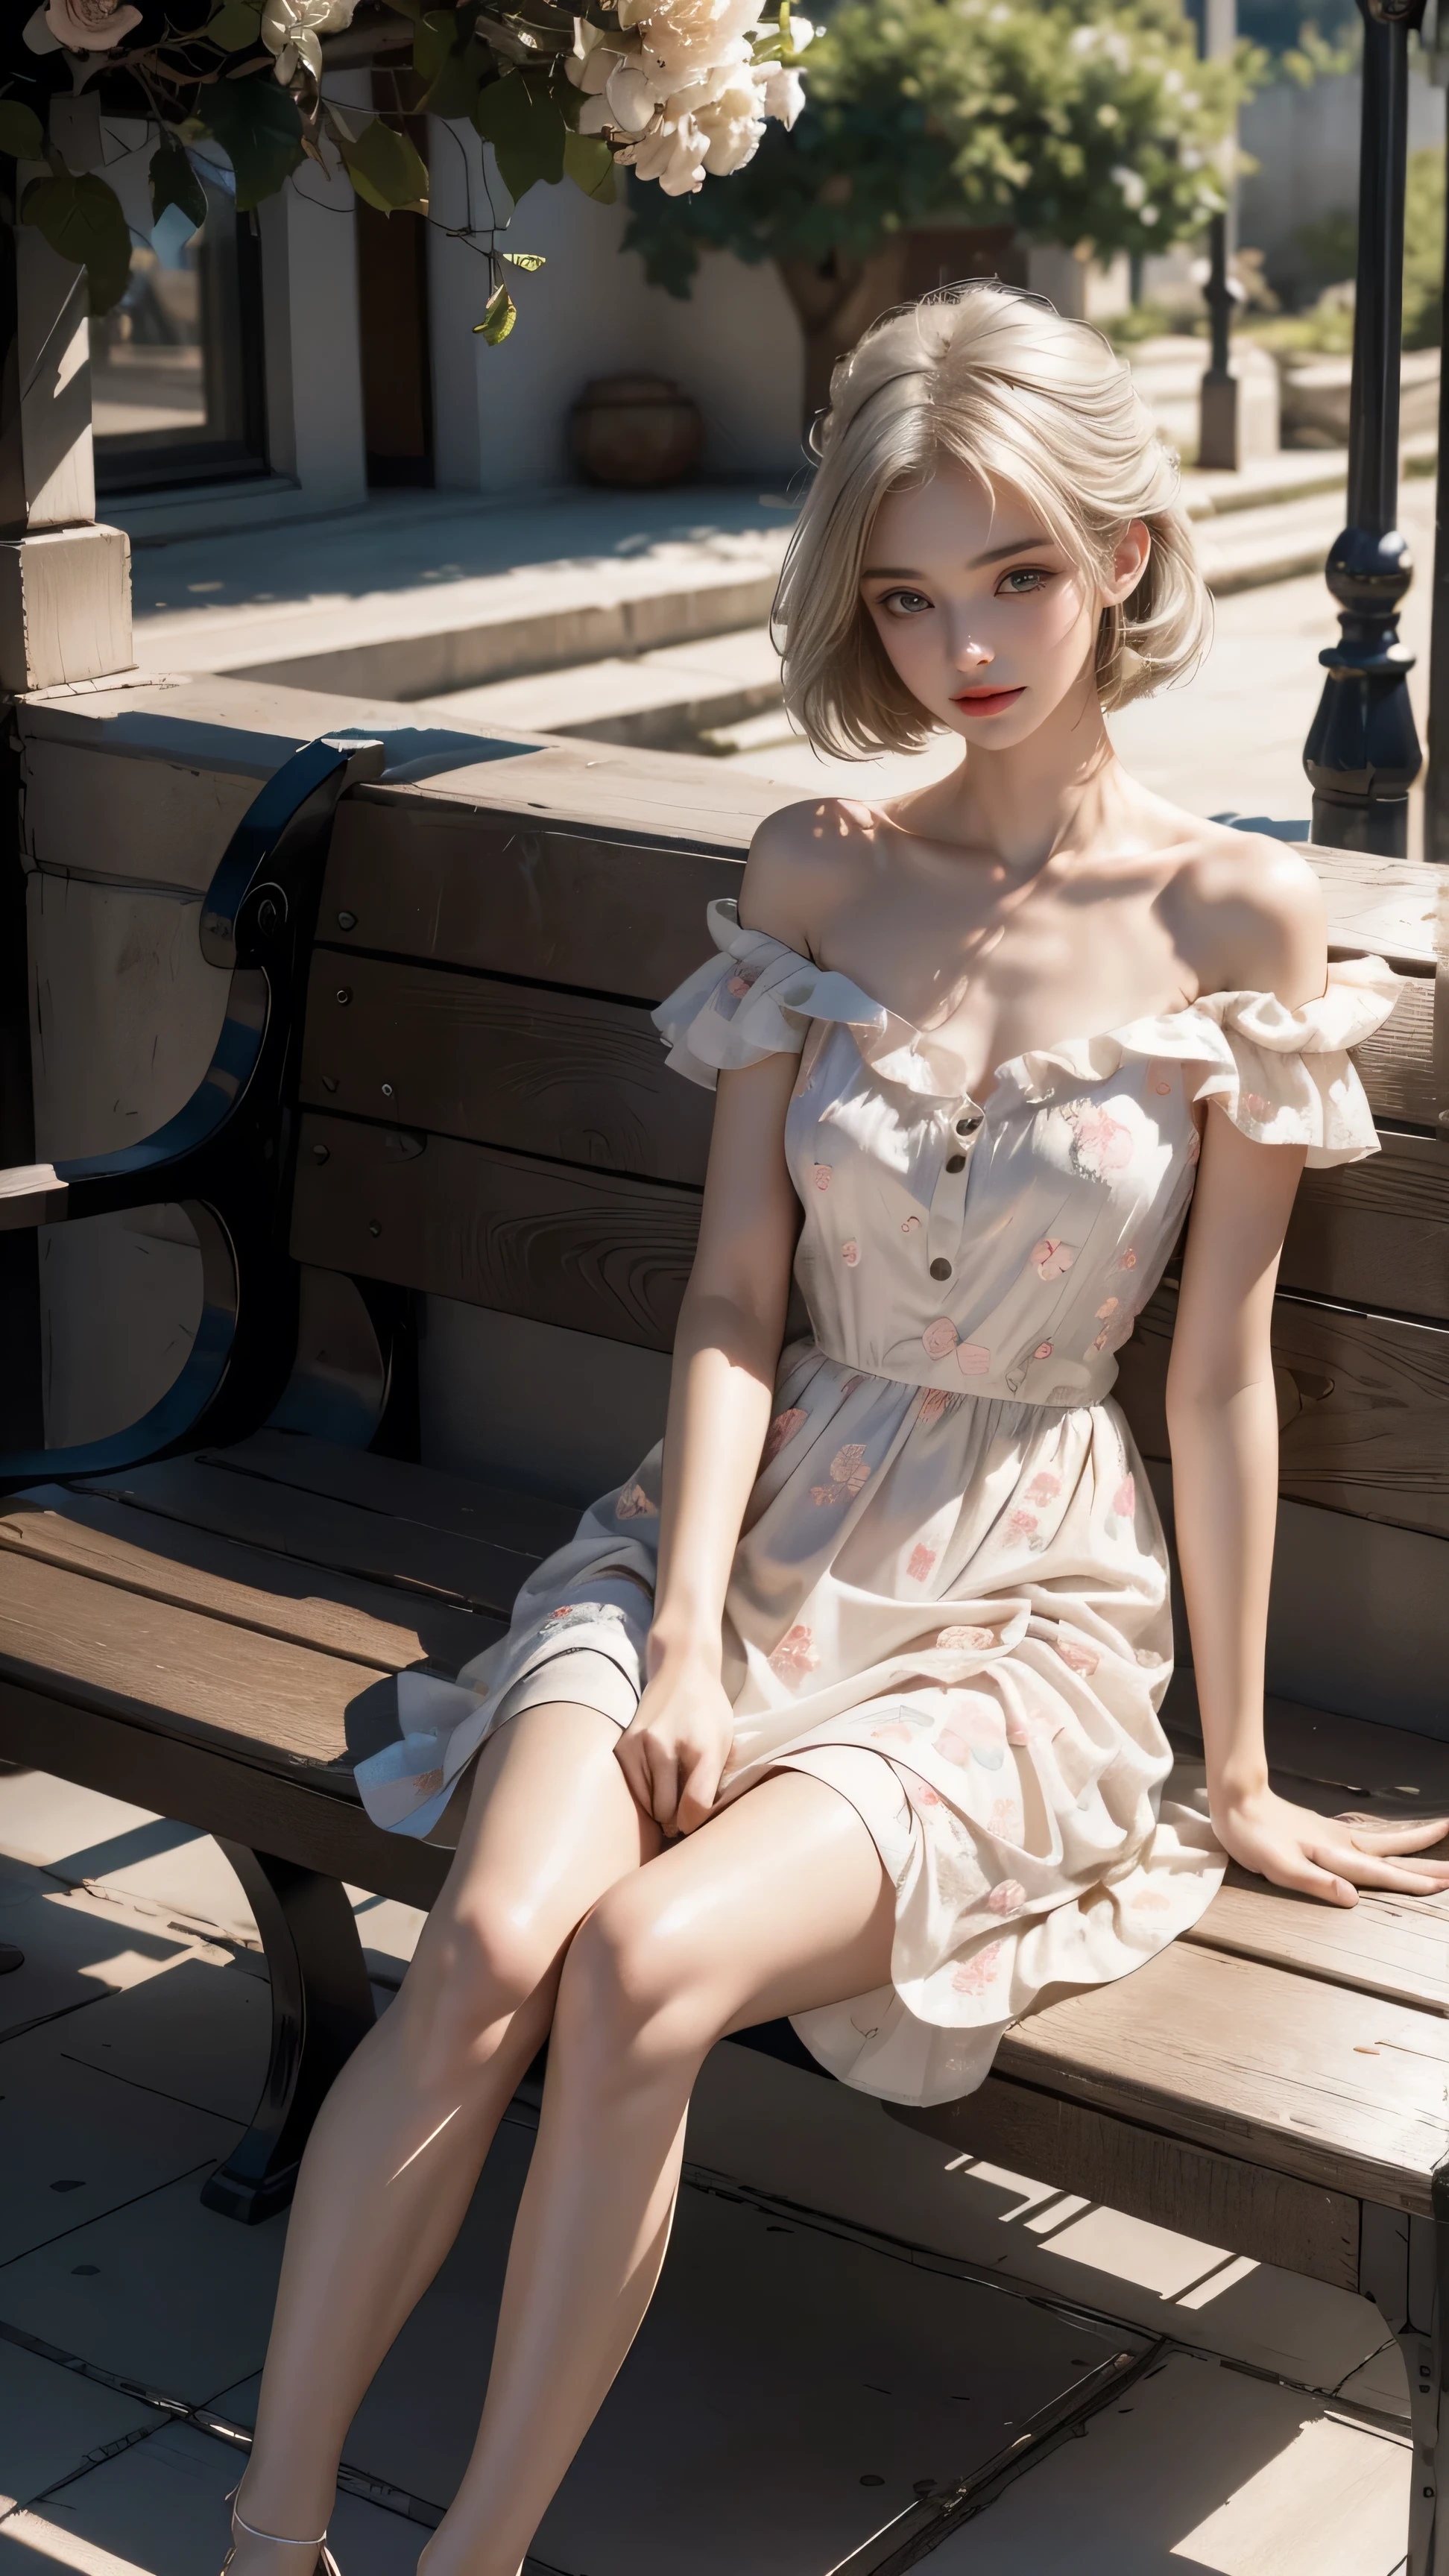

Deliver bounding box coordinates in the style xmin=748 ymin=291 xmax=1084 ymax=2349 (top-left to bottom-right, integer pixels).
xmin=417 ymin=625 xmax=784 ymax=751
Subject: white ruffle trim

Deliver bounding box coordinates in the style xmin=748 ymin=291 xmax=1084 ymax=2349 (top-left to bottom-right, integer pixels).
xmin=654 ymin=902 xmax=1401 ymax=1167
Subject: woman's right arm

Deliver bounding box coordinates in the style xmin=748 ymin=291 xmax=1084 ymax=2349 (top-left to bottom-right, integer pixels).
xmin=613 ymin=1041 xmax=803 ymax=1836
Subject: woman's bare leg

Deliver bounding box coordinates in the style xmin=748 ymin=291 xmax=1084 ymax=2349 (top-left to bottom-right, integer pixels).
xmin=229 ymin=1700 xmax=660 ymax=2569
xmin=418 ymin=1769 xmax=894 ymax=2576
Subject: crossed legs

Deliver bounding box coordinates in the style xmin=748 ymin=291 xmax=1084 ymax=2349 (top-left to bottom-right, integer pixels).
xmin=232 ymin=1704 xmax=894 ymax=2575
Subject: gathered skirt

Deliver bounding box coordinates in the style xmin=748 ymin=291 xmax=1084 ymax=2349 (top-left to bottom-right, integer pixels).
xmin=356 ymin=1339 xmax=1225 ymax=2106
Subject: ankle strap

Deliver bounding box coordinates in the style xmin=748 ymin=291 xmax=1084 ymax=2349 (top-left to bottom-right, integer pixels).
xmin=232 ymin=2500 xmax=329 ymax=2549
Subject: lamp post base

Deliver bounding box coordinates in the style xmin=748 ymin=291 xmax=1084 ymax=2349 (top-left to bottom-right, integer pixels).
xmin=1310 ymin=786 xmax=1411 ymax=856
xmin=1198 ymin=368 xmax=1241 ymax=472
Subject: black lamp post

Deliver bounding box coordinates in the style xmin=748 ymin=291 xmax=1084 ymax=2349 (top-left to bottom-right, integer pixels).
xmin=1302 ymin=0 xmax=1425 ymax=855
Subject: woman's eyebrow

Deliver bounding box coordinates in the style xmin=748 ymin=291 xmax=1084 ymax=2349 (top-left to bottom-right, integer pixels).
xmin=861 ymin=532 xmax=1055 ymax=579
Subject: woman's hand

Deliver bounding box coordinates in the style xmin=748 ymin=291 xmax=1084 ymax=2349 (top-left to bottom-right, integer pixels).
xmin=614 ymin=1646 xmax=736 ymax=1838
xmin=1212 ymin=1782 xmax=1449 ymax=1907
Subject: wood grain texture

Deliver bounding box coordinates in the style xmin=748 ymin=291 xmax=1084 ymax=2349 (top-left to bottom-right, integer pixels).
xmin=1351 ymin=973 xmax=1435 ymax=1126
xmin=0 ymin=1672 xmax=449 ymax=1911
xmin=0 ymin=1488 xmax=497 ymax=1677
xmin=321 ymin=796 xmax=742 ymax=998
xmin=206 ymin=1430 xmax=578 ymax=1560
xmin=1281 ymin=1129 xmax=1449 ymax=1316
xmin=0 ymin=1548 xmax=382 ymax=1770
xmin=290 ymin=1111 xmax=700 ymax=1351
xmin=887 ymin=2078 xmax=1362 ymax=2288
xmin=352 ymin=735 xmax=786 ymax=848
xmin=299 ymin=951 xmax=715 ymax=1185
xmin=1114 ymin=1281 xmax=1449 ymax=1541
xmin=78 ymin=1456 xmax=539 ymax=1617
xmin=997 ymin=1938 xmax=1449 ymax=2209
xmin=1307 ymin=842 xmax=1436 ymax=972
xmin=1184 ymin=1875 xmax=1449 ymax=2015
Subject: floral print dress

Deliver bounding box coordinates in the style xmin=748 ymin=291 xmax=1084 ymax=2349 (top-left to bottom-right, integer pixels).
xmin=356 ymin=899 xmax=1401 ymax=2109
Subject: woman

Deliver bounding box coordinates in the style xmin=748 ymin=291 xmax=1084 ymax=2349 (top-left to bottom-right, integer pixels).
xmin=224 ymin=282 xmax=1449 ymax=2576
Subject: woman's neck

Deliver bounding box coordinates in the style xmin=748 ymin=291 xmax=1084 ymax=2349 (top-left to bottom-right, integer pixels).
xmin=903 ymin=678 xmax=1127 ymax=879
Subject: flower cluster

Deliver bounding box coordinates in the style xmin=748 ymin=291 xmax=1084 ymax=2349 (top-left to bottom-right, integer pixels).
xmin=568 ymin=0 xmax=813 ymax=198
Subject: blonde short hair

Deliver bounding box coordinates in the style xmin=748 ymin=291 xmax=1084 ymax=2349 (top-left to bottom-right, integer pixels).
xmin=774 ymin=282 xmax=1208 ymax=759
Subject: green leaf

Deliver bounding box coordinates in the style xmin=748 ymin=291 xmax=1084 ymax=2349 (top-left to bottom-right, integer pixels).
xmin=474 ymin=282 xmax=517 ymax=342
xmin=149 ymin=141 xmax=208 ymax=234
xmin=22 ymin=171 xmax=133 ymax=315
xmin=500 ymin=249 xmax=546 ymax=270
xmin=473 ymin=74 xmax=566 ymax=203
xmin=413 ymin=10 xmax=458 ymax=86
xmin=205 ymin=0 xmax=265 ymax=53
xmin=418 ymin=30 xmax=487 ymax=121
xmin=563 ymin=128 xmax=616 ymax=204
xmin=336 ymin=116 xmax=430 ymax=213
xmin=0 ymin=99 xmax=45 ymax=161
xmin=198 ymin=73 xmax=304 ymax=212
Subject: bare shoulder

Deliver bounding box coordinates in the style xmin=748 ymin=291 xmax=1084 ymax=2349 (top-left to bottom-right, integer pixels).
xmin=1164 ymin=821 xmax=1328 ymax=1008
xmin=739 ymin=795 xmax=875 ymax=955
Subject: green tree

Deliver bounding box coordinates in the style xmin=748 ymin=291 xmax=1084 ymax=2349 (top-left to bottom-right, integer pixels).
xmin=625 ymin=0 xmax=1259 ymax=414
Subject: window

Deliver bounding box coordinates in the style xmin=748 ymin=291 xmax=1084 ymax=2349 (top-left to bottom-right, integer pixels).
xmin=92 ymin=148 xmax=267 ymax=497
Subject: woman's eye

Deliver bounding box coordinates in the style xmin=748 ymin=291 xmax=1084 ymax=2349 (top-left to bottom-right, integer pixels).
xmin=997 ymin=567 xmax=1049 ymax=596
xmin=880 ymin=588 xmax=932 ymax=617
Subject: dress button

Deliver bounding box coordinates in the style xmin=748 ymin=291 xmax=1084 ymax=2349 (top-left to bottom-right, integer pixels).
xmin=929 ymin=1256 xmax=952 ymax=1281
xmin=945 ymin=1153 xmax=966 ymax=1174
xmin=956 ymin=1110 xmax=982 ymax=1135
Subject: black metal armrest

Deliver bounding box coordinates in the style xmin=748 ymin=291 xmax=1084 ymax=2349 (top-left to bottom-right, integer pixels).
xmin=0 ymin=733 xmax=385 ymax=1489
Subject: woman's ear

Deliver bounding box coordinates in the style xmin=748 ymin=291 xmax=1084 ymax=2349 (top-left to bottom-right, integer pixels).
xmin=1104 ymin=518 xmax=1152 ymax=605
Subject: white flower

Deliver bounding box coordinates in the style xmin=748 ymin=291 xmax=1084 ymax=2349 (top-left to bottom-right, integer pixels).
xmin=261 ymin=0 xmax=357 ymax=85
xmin=787 ymin=11 xmax=817 ymax=45
xmin=618 ymin=111 xmax=710 ymax=192
xmin=760 ymin=60 xmax=805 ymax=124
xmin=693 ymin=68 xmax=766 ymax=169
xmin=39 ymin=0 xmax=140 ymax=49
xmin=1111 ymin=162 xmax=1147 ymax=210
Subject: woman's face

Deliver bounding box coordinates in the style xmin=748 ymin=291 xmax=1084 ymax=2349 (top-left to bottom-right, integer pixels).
xmin=859 ymin=459 xmax=1149 ymax=751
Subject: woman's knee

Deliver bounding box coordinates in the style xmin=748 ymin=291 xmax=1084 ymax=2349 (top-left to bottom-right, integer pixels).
xmin=556 ymin=1878 xmax=721 ymax=2078
xmin=401 ymin=1887 xmax=564 ymax=2076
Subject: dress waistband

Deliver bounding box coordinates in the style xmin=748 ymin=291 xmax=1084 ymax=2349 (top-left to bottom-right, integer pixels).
xmin=804 ymin=1339 xmax=1114 ymax=1412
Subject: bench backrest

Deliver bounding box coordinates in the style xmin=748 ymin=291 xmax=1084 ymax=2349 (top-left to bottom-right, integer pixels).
xmin=285 ymin=778 xmax=1449 ymax=1742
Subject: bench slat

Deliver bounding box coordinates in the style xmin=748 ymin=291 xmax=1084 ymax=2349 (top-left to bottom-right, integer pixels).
xmin=300 ymin=952 xmax=714 ymax=1186
xmin=1186 ymin=1878 xmax=1449 ymax=2014
xmin=1164 ymin=1676 xmax=1449 ymax=1806
xmin=78 ymin=1456 xmax=540 ymax=1617
xmin=1117 ymin=1284 xmax=1449 ymax=1542
xmin=321 ymin=797 xmax=741 ymax=997
xmin=997 ymin=1938 xmax=1449 ymax=2209
xmin=0 ymin=1489 xmax=496 ymax=1677
xmin=203 ymin=1430 xmax=578 ymax=1560
xmin=1350 ymin=973 xmax=1433 ymax=1127
xmin=291 ymin=1111 xmax=700 ymax=1352
xmin=888 ymin=2077 xmax=1363 ymax=2288
xmin=0 ymin=1549 xmax=385 ymax=1772
xmin=1280 ymin=1130 xmax=1449 ymax=1319
xmin=0 ymin=1670 xmax=449 ymax=1911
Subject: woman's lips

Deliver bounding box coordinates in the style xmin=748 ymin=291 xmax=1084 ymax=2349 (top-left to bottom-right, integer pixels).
xmin=953 ymin=685 xmax=1025 ymax=716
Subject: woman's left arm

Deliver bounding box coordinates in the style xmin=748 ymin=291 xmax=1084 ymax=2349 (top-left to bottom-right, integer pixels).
xmin=1167 ymin=1106 xmax=1449 ymax=1904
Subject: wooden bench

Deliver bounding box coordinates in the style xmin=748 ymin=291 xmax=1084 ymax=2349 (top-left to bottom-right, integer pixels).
xmin=3 ymin=734 xmax=1449 ymax=2572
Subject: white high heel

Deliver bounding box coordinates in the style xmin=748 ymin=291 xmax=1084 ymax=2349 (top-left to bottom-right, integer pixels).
xmin=223 ymin=2487 xmax=341 ymax=2574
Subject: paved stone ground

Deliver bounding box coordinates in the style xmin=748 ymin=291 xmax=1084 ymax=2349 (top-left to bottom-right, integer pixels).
xmin=0 ymin=1767 xmax=1415 ymax=2575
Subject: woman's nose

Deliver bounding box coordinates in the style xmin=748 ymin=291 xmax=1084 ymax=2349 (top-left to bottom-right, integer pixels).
xmin=947 ymin=619 xmax=992 ymax=672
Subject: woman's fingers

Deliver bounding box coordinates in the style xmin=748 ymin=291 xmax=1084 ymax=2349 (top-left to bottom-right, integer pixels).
xmin=1310 ymin=1839 xmax=1449 ymax=1895
xmin=1268 ymin=1848 xmax=1358 ymax=1907
xmin=1335 ymin=1812 xmax=1449 ymax=1855
xmin=676 ymin=1751 xmax=725 ymax=1837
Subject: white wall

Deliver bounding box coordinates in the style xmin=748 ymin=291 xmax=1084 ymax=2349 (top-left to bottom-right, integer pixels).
xmin=428 ymin=119 xmax=805 ymax=492
xmin=1238 ymin=67 xmax=1443 ymax=293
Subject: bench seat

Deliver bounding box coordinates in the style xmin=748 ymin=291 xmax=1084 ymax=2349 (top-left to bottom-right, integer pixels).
xmin=6 ymin=1429 xmax=1449 ymax=2241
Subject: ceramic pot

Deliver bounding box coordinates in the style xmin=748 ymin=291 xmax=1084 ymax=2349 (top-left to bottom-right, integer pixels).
xmin=569 ymin=375 xmax=706 ymax=487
